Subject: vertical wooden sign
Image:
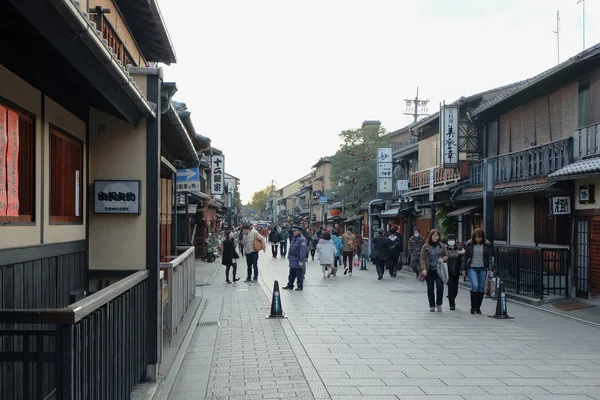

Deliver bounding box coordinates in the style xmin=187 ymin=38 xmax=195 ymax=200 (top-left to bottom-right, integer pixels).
xmin=6 ymin=110 xmax=19 ymax=216
xmin=0 ymin=106 xmax=7 ymax=216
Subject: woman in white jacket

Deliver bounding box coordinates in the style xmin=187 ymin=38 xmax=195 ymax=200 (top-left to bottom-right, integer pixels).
xmin=316 ymin=231 xmax=337 ymax=279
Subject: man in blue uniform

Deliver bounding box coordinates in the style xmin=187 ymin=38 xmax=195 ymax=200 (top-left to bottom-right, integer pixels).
xmin=282 ymin=225 xmax=308 ymax=291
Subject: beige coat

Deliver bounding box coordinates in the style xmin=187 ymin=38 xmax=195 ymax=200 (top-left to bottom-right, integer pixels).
xmin=242 ymin=228 xmax=266 ymax=254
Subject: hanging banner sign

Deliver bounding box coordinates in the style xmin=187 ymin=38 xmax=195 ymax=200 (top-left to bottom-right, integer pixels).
xmin=6 ymin=110 xmax=19 ymax=216
xmin=377 ymin=148 xmax=393 ymax=194
xmin=439 ymin=104 xmax=459 ymax=168
xmin=211 ymin=155 xmax=225 ymax=195
xmin=0 ymin=106 xmax=7 ymax=216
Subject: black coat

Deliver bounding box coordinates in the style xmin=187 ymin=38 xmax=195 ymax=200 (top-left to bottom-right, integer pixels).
xmin=446 ymin=246 xmax=463 ymax=276
xmin=222 ymin=239 xmax=239 ymax=267
xmin=461 ymin=239 xmax=494 ymax=271
xmin=370 ymin=236 xmax=390 ymax=261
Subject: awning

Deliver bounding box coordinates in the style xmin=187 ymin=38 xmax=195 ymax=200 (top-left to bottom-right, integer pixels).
xmin=381 ymin=208 xmax=400 ymax=217
xmin=548 ymin=157 xmax=600 ymax=181
xmin=446 ymin=206 xmax=480 ymax=217
xmin=456 ymin=181 xmax=558 ymax=201
xmin=344 ymin=215 xmax=362 ymax=222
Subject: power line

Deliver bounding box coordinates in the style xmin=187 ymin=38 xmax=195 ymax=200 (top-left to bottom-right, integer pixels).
xmin=403 ymin=87 xmax=429 ymax=123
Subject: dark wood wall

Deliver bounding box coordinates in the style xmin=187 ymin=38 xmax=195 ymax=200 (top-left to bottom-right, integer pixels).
xmin=0 ymin=241 xmax=87 ymax=309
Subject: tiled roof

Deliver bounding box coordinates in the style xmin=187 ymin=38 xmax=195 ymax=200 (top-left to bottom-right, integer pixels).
xmin=471 ymin=43 xmax=600 ymax=117
xmin=548 ymin=157 xmax=600 ymax=180
xmin=456 ymin=182 xmax=558 ymax=201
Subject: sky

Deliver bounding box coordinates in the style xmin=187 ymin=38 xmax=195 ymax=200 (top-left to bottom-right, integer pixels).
xmin=159 ymin=0 xmax=600 ymax=203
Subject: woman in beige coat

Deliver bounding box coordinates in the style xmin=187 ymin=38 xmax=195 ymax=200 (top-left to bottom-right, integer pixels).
xmin=419 ymin=229 xmax=449 ymax=312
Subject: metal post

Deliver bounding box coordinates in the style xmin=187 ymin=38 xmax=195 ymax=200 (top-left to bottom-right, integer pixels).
xmin=184 ymin=193 xmax=189 ymax=245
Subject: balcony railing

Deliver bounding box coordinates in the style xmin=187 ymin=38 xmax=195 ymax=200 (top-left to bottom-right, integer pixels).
xmin=469 ymin=139 xmax=572 ymax=186
xmin=0 ymin=271 xmax=150 ymax=399
xmin=160 ymin=246 xmax=196 ymax=345
xmin=573 ymin=122 xmax=600 ymax=159
xmin=91 ymin=14 xmax=136 ymax=67
xmin=409 ymin=161 xmax=470 ymax=190
xmin=391 ymin=137 xmax=418 ymax=154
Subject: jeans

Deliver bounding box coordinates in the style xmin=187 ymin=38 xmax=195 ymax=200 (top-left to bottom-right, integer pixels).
xmin=447 ymin=274 xmax=459 ymax=306
xmin=246 ymin=252 xmax=259 ymax=280
xmin=426 ymin=269 xmax=444 ymax=307
xmin=271 ymin=244 xmax=278 ymax=257
xmin=342 ymin=251 xmax=354 ymax=272
xmin=468 ymin=268 xmax=487 ymax=293
xmin=374 ymin=259 xmax=385 ymax=277
xmin=279 ymin=241 xmax=287 ymax=257
xmin=287 ymin=268 xmax=304 ymax=289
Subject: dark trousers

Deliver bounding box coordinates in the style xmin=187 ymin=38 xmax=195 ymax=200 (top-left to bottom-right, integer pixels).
xmin=426 ymin=269 xmax=444 ymax=307
xmin=310 ymin=249 xmax=316 ymax=260
xmin=374 ymin=259 xmax=385 ymax=277
xmin=271 ymin=244 xmax=278 ymax=257
xmin=447 ymin=274 xmax=459 ymax=306
xmin=246 ymin=252 xmax=259 ymax=280
xmin=287 ymin=268 xmax=304 ymax=289
xmin=225 ymin=264 xmax=237 ymax=280
xmin=280 ymin=241 xmax=287 ymax=257
xmin=342 ymin=251 xmax=354 ymax=272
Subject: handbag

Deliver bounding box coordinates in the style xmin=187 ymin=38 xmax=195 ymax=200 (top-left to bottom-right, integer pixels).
xmin=437 ymin=262 xmax=449 ymax=284
xmin=353 ymin=255 xmax=359 ymax=266
xmin=253 ymin=233 xmax=264 ymax=251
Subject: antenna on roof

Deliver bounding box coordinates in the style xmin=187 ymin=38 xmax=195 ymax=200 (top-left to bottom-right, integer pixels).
xmin=403 ymin=87 xmax=429 ymax=123
xmin=551 ymin=7 xmax=560 ymax=65
xmin=577 ymin=0 xmax=586 ymax=50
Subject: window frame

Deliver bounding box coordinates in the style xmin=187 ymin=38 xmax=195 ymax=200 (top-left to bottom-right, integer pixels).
xmin=534 ymin=196 xmax=570 ymax=245
xmin=578 ymin=84 xmax=591 ymax=128
xmin=49 ymin=125 xmax=84 ymax=225
xmin=0 ymin=97 xmax=36 ymax=226
xmin=493 ymin=200 xmax=508 ymax=241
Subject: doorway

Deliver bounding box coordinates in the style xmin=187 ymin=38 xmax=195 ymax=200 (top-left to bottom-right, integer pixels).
xmin=575 ymin=219 xmax=590 ymax=298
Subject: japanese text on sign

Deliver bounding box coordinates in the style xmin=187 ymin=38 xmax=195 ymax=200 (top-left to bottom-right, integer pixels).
xmin=551 ymin=196 xmax=571 ymax=215
xmin=211 ymin=155 xmax=225 ymax=195
xmin=440 ymin=105 xmax=459 ymax=167
xmin=94 ymin=180 xmax=141 ymax=214
xmin=377 ymin=148 xmax=393 ymax=194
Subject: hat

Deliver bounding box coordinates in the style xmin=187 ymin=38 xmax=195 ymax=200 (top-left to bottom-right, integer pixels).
xmin=447 ymin=233 xmax=457 ymax=240
xmin=291 ymin=225 xmax=302 ymax=231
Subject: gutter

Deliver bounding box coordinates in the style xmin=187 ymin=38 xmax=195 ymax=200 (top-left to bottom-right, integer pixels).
xmin=50 ymin=0 xmax=157 ymax=119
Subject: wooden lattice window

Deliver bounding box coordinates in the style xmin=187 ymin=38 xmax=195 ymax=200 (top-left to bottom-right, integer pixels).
xmin=0 ymin=102 xmax=35 ymax=223
xmin=50 ymin=128 xmax=83 ymax=224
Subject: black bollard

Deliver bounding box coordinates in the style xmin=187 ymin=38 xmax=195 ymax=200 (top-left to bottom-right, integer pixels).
xmin=266 ymin=280 xmax=287 ymax=319
xmin=488 ymin=280 xmax=514 ymax=320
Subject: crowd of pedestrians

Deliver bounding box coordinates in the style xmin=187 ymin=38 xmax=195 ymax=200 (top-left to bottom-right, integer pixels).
xmin=220 ymin=220 xmax=494 ymax=314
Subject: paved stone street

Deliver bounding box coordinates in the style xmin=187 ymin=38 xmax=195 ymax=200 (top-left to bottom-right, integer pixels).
xmin=166 ymin=253 xmax=600 ymax=400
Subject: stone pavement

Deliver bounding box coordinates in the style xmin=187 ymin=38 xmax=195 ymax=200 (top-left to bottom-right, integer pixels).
xmin=165 ymin=254 xmax=600 ymax=400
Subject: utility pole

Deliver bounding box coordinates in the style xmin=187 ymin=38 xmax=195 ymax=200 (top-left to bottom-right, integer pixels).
xmin=403 ymin=87 xmax=429 ymax=123
xmin=551 ymin=8 xmax=560 ymax=65
xmin=578 ymin=0 xmax=586 ymax=50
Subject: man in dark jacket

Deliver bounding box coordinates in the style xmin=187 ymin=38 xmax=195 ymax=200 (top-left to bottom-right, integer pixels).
xmin=269 ymin=228 xmax=280 ymax=258
xmin=282 ymin=226 xmax=308 ymax=291
xmin=408 ymin=228 xmax=425 ymax=279
xmin=386 ymin=227 xmax=402 ymax=277
xmin=445 ymin=233 xmax=464 ymax=310
xmin=370 ymin=229 xmax=389 ymax=280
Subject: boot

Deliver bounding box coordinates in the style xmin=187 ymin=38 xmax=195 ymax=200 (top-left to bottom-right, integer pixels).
xmin=232 ymin=266 xmax=240 ymax=282
xmin=225 ymin=269 xmax=231 ymax=284
xmin=476 ymin=292 xmax=484 ymax=314
xmin=470 ymin=291 xmax=476 ymax=315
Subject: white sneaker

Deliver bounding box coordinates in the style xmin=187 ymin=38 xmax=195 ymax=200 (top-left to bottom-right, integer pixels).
xmin=349 ymin=272 xmax=352 ymax=276
xmin=436 ymin=305 xmax=442 ymax=312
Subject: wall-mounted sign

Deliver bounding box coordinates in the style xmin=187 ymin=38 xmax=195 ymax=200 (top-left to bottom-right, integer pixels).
xmin=176 ymin=167 xmax=201 ymax=191
xmin=439 ymin=104 xmax=459 ymax=168
xmin=0 ymin=106 xmax=7 ymax=216
xmin=94 ymin=180 xmax=141 ymax=214
xmin=579 ymin=185 xmax=595 ymax=204
xmin=377 ymin=148 xmax=393 ymax=194
xmin=211 ymin=155 xmax=224 ymax=195
xmin=312 ymin=190 xmax=322 ymax=198
xmin=396 ymin=180 xmax=408 ymax=193
xmin=549 ymin=196 xmax=571 ymax=216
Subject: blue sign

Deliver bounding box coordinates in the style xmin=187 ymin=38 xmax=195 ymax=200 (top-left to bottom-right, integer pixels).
xmin=176 ymin=168 xmax=200 ymax=182
xmin=319 ymin=196 xmax=328 ymax=204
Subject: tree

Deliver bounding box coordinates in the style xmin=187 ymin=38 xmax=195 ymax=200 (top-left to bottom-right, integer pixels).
xmin=331 ymin=125 xmax=388 ymax=211
xmin=247 ymin=185 xmax=273 ymax=214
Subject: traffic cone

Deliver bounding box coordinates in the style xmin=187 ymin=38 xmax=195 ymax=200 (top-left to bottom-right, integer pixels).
xmin=488 ymin=280 xmax=514 ymax=319
xmin=266 ymin=280 xmax=287 ymax=319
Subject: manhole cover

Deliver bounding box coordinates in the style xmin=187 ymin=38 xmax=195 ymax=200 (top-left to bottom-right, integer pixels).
xmin=390 ymin=289 xmax=422 ymax=293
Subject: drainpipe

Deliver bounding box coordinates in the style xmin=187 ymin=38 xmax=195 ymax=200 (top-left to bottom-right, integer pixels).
xmin=367 ymin=198 xmax=383 ymax=256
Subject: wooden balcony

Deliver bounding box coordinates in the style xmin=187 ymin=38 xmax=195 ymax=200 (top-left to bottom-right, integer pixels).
xmin=573 ymin=122 xmax=600 ymax=159
xmin=469 ymin=139 xmax=572 ymax=186
xmin=409 ymin=161 xmax=470 ymax=190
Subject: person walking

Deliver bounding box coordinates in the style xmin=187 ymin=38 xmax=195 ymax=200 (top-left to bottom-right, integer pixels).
xmin=409 ymin=228 xmax=425 ymax=279
xmin=316 ymin=231 xmax=336 ymax=278
xmin=445 ymin=233 xmax=464 ymax=310
xmin=241 ymin=224 xmax=266 ymax=282
xmin=341 ymin=227 xmax=356 ymax=276
xmin=386 ymin=227 xmax=402 ymax=277
xmin=331 ymin=230 xmax=343 ymax=276
xmin=419 ymin=229 xmax=449 ymax=312
xmin=370 ymin=229 xmax=390 ymax=280
xmin=282 ymin=226 xmax=308 ymax=291
xmin=309 ymin=230 xmax=318 ymax=261
xmin=222 ymin=231 xmax=240 ymax=283
xmin=355 ymin=233 xmax=364 ymax=261
xmin=461 ymin=228 xmax=494 ymax=315
xmin=279 ymin=225 xmax=289 ymax=258
xmin=269 ymin=228 xmax=280 ymax=258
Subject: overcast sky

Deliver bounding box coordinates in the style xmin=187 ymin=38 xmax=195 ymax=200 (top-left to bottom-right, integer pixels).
xmin=160 ymin=0 xmax=600 ymax=203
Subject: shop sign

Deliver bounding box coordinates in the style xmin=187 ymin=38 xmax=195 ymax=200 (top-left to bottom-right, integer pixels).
xmin=94 ymin=180 xmax=141 ymax=214
xmin=377 ymin=148 xmax=393 ymax=194
xmin=439 ymin=104 xmax=459 ymax=168
xmin=211 ymin=155 xmax=224 ymax=195
xmin=549 ymin=196 xmax=571 ymax=216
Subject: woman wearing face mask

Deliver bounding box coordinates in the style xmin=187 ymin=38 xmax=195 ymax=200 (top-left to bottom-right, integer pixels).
xmin=461 ymin=228 xmax=494 ymax=314
xmin=419 ymin=229 xmax=449 ymax=312
xmin=445 ymin=234 xmax=465 ymax=311
xmin=222 ymin=231 xmax=240 ymax=283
